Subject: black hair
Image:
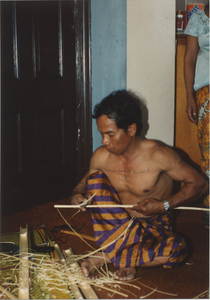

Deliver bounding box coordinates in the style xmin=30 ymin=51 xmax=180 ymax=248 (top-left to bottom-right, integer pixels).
xmin=92 ymin=90 xmax=143 ymax=136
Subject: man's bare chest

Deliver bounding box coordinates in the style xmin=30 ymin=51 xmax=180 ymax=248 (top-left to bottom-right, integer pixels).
xmin=102 ymin=162 xmax=161 ymax=197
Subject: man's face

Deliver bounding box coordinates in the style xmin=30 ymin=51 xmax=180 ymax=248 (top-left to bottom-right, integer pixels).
xmin=96 ymin=114 xmax=134 ymax=155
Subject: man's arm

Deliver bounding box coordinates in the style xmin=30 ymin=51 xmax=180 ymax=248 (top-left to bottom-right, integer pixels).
xmin=132 ymin=146 xmax=208 ymax=216
xmin=164 ymin=155 xmax=208 ymax=209
xmin=69 ymin=176 xmax=89 ymax=211
xmin=69 ymin=147 xmax=104 ymax=211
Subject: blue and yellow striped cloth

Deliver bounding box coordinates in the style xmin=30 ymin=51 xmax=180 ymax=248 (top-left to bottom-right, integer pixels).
xmin=86 ymin=171 xmax=188 ymax=269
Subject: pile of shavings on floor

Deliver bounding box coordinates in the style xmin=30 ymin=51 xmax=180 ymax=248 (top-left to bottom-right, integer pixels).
xmin=1 ymin=209 xmax=207 ymax=299
xmin=0 ymin=252 xmax=74 ymax=299
xmin=0 ymin=251 xmax=180 ymax=299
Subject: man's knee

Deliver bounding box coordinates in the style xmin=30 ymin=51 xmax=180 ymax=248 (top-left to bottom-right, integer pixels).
xmin=163 ymin=238 xmax=188 ymax=268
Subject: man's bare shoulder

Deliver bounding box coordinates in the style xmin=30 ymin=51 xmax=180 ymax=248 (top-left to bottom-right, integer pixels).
xmin=143 ymin=139 xmax=183 ymax=171
xmin=140 ymin=139 xmax=179 ymax=165
xmin=90 ymin=146 xmax=110 ymax=170
xmin=92 ymin=145 xmax=109 ymax=159
xmin=140 ymin=139 xmax=168 ymax=153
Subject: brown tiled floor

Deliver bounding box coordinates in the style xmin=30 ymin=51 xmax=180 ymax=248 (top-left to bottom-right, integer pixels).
xmin=1 ymin=198 xmax=209 ymax=299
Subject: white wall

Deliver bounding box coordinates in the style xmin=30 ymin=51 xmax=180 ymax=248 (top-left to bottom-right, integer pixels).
xmin=127 ymin=0 xmax=176 ymax=146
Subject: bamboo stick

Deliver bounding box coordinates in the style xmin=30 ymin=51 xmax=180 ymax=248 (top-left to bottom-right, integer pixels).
xmin=55 ymin=204 xmax=134 ymax=208
xmin=64 ymin=248 xmax=98 ymax=299
xmin=54 ymin=204 xmax=210 ymax=212
xmin=18 ymin=226 xmax=29 ymax=300
xmin=54 ymin=244 xmax=84 ymax=299
xmin=0 ymin=285 xmax=18 ymax=299
xmin=54 ymin=243 xmax=66 ymax=264
xmin=57 ymin=230 xmax=96 ymax=241
xmin=174 ymin=206 xmax=210 ymax=211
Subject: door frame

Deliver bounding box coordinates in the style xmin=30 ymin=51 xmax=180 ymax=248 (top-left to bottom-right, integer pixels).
xmin=75 ymin=0 xmax=92 ymax=182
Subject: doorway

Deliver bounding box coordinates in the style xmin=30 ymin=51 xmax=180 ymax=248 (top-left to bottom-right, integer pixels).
xmin=1 ymin=0 xmax=92 ymax=216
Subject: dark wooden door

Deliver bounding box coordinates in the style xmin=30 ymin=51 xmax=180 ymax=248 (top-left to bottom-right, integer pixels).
xmin=1 ymin=1 xmax=92 ymax=216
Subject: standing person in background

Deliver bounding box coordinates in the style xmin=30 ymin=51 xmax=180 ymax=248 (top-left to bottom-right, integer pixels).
xmin=184 ymin=4 xmax=209 ymax=228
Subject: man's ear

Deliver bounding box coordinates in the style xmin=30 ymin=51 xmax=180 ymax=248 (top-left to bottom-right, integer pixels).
xmin=127 ymin=123 xmax=137 ymax=136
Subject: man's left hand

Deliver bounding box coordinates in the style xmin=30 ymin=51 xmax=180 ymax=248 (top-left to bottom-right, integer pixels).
xmin=130 ymin=198 xmax=165 ymax=216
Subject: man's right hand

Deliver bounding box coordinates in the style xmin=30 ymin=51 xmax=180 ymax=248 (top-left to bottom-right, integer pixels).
xmin=70 ymin=193 xmax=91 ymax=212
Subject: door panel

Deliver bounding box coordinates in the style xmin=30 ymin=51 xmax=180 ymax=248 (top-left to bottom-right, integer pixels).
xmin=1 ymin=1 xmax=90 ymax=216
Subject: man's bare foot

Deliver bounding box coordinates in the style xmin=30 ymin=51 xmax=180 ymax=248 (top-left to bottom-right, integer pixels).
xmin=81 ymin=252 xmax=111 ymax=278
xmin=114 ymin=267 xmax=136 ymax=281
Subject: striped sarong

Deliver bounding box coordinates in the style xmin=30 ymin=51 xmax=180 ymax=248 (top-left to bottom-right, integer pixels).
xmin=196 ymin=85 xmax=209 ymax=226
xmin=86 ymin=171 xmax=188 ymax=268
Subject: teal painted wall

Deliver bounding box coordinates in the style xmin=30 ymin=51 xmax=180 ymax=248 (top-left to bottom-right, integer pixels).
xmin=91 ymin=0 xmax=127 ymax=151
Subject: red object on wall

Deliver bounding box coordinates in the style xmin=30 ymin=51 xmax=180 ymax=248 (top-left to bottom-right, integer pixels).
xmin=176 ymin=10 xmax=184 ymax=31
xmin=176 ymin=11 xmax=188 ymax=31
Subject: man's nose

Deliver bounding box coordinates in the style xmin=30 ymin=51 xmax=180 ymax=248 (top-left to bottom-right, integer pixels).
xmin=102 ymin=136 xmax=109 ymax=145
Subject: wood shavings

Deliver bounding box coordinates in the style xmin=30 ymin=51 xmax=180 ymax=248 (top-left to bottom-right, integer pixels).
xmin=1 ymin=250 xmax=181 ymax=299
xmin=0 ymin=204 xmax=190 ymax=299
xmin=56 ymin=208 xmax=96 ymax=251
xmin=140 ymin=287 xmax=157 ymax=299
xmin=0 ymin=253 xmax=74 ymax=299
xmin=193 ymin=289 xmax=209 ymax=298
xmin=0 ymin=285 xmax=18 ymax=299
xmin=137 ymin=279 xmax=178 ymax=297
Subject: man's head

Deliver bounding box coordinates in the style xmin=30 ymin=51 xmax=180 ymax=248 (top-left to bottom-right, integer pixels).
xmin=92 ymin=90 xmax=143 ymax=136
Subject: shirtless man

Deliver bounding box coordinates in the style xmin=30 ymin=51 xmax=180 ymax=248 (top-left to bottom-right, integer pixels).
xmin=70 ymin=90 xmax=208 ymax=281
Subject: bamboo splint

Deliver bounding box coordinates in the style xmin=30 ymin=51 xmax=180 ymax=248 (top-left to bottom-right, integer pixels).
xmin=175 ymin=206 xmax=210 ymax=211
xmin=55 ymin=204 xmax=134 ymax=208
xmin=57 ymin=230 xmax=96 ymax=241
xmin=0 ymin=285 xmax=18 ymax=299
xmin=63 ymin=248 xmax=98 ymax=299
xmin=54 ymin=244 xmax=84 ymax=299
xmin=18 ymin=226 xmax=29 ymax=299
xmin=54 ymin=204 xmax=210 ymax=212
xmin=54 ymin=243 xmax=66 ymax=264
